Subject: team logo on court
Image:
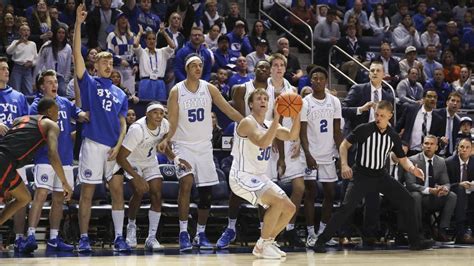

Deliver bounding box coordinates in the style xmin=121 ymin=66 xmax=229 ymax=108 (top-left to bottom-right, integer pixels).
xmin=84 ymin=169 xmax=93 ymax=178
xmin=305 ymin=168 xmax=312 ymax=176
xmin=41 ymin=174 xmax=48 ymax=183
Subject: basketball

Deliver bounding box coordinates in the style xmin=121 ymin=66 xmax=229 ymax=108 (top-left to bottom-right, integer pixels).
xmin=276 ymin=92 xmax=303 ymax=117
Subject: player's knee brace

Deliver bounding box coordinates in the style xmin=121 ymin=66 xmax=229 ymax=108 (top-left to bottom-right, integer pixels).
xmin=197 ymin=186 xmax=212 ymax=210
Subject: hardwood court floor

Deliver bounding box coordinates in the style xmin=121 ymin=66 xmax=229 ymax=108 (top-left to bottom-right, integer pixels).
xmin=3 ymin=246 xmax=474 ymax=266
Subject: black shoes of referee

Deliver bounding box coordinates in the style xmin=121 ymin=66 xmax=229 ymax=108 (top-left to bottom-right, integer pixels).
xmin=313 ymin=238 xmax=434 ymax=253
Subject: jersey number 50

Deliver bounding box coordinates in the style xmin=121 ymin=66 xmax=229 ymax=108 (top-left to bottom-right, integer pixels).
xmin=188 ymin=108 xmax=204 ymax=122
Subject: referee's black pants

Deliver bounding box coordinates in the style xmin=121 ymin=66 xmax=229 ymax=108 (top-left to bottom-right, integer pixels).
xmin=317 ymin=167 xmax=421 ymax=244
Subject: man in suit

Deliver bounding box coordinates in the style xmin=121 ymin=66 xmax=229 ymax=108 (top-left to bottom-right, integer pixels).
xmin=373 ymin=42 xmax=401 ymax=88
xmin=435 ymin=92 xmax=462 ymax=157
xmin=405 ymin=135 xmax=457 ymax=242
xmin=445 ymin=138 xmax=474 ymax=244
xmin=396 ymin=89 xmax=444 ymax=157
xmin=85 ymin=0 xmax=120 ymax=50
xmin=342 ymin=61 xmax=395 ymax=244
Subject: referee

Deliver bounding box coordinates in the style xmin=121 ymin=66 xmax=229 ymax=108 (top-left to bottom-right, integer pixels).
xmin=313 ymin=100 xmax=434 ymax=252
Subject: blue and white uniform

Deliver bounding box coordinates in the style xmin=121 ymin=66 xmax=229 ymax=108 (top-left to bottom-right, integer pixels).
xmin=0 ymin=86 xmax=29 ymax=128
xmin=30 ymin=96 xmax=81 ymax=191
xmin=171 ymin=80 xmax=218 ymax=187
xmin=78 ymin=72 xmax=128 ymax=184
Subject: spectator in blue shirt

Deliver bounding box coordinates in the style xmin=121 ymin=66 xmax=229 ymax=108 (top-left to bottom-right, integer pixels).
xmin=226 ymin=20 xmax=253 ymax=56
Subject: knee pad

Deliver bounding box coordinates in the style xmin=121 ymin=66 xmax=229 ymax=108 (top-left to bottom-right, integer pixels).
xmin=197 ymin=186 xmax=212 ymax=210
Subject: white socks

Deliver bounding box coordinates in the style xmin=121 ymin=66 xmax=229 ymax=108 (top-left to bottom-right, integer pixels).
xmin=286 ymin=224 xmax=295 ymax=231
xmin=50 ymin=229 xmax=59 ymax=240
xmin=27 ymin=227 xmax=36 ymax=236
xmin=228 ymin=218 xmax=237 ymax=231
xmin=112 ymin=210 xmax=125 ymax=239
xmin=307 ymin=225 xmax=315 ymax=236
xmin=179 ymin=220 xmax=188 ymax=233
xmin=317 ymin=222 xmax=326 ymax=236
xmin=148 ymin=210 xmax=161 ymax=239
xmin=197 ymin=224 xmax=206 ymax=234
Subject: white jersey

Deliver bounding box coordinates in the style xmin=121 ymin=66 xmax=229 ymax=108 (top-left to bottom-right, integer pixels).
xmin=122 ymin=116 xmax=169 ymax=166
xmin=231 ymin=116 xmax=272 ymax=175
xmin=301 ymin=92 xmax=342 ymax=164
xmin=172 ymin=80 xmax=213 ymax=145
xmin=243 ymin=80 xmax=275 ymax=120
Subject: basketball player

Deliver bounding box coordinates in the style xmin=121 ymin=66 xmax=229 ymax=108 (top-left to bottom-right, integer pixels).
xmin=73 ymin=5 xmax=130 ymax=253
xmin=265 ymin=53 xmax=306 ymax=248
xmin=300 ymin=66 xmax=343 ymax=247
xmin=230 ymin=88 xmax=300 ymax=259
xmin=116 ymin=102 xmax=190 ymax=251
xmin=216 ymin=59 xmax=271 ymax=249
xmin=21 ymin=70 xmax=88 ymax=253
xmin=0 ymin=99 xmax=72 ymax=227
xmin=158 ymin=54 xmax=243 ymax=251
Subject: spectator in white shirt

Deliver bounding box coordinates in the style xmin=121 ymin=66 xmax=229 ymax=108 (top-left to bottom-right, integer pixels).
xmin=392 ymin=14 xmax=421 ymax=51
xmin=6 ymin=24 xmax=37 ymax=95
xmin=420 ymin=21 xmax=441 ymax=49
xmin=246 ymin=39 xmax=270 ymax=73
xmin=204 ymin=24 xmax=221 ymax=52
xmin=369 ymin=4 xmax=390 ymax=38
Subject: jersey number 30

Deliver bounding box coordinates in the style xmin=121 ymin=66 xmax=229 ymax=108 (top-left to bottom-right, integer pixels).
xmin=188 ymin=108 xmax=204 ymax=122
xmin=257 ymin=147 xmax=271 ymax=161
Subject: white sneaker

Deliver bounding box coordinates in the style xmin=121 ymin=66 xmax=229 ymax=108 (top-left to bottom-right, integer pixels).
xmin=326 ymin=238 xmax=338 ymax=246
xmin=271 ymin=241 xmax=286 ymax=257
xmin=306 ymin=234 xmax=317 ymax=248
xmin=253 ymin=239 xmax=281 ymax=259
xmin=126 ymin=223 xmax=137 ymax=248
xmin=145 ymin=237 xmax=164 ymax=251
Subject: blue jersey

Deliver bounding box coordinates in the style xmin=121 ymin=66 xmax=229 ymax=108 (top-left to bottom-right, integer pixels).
xmin=78 ymin=72 xmax=128 ymax=147
xmin=30 ymin=96 xmax=82 ymax=165
xmin=0 ymin=86 xmax=29 ymax=128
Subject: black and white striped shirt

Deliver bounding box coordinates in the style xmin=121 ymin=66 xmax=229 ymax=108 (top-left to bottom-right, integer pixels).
xmin=347 ymin=122 xmax=405 ymax=170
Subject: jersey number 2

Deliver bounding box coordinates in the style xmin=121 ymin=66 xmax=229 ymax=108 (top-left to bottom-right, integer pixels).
xmin=320 ymin=119 xmax=328 ymax=133
xmin=188 ymin=108 xmax=204 ymax=122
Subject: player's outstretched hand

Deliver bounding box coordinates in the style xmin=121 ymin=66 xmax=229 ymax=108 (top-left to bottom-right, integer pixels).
xmin=63 ymin=183 xmax=73 ymax=201
xmin=76 ymin=4 xmax=87 ymax=24
xmin=178 ymin=158 xmax=192 ymax=171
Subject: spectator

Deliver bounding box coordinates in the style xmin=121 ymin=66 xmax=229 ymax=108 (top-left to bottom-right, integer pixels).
xmin=315 ymin=4 xmax=329 ymax=24
xmin=157 ymin=12 xmax=185 ymax=50
xmin=212 ymin=34 xmax=239 ymax=72
xmin=204 ymin=24 xmax=221 ymax=51
xmin=313 ymin=8 xmax=340 ymax=67
xmin=246 ymin=39 xmax=269 ymax=73
xmin=134 ymin=25 xmax=175 ymax=102
xmin=34 ymin=25 xmax=72 ymax=96
xmin=0 ymin=13 xmax=19 ymax=55
xmin=462 ymin=10 xmax=473 ymax=35
xmin=59 ymin=0 xmax=76 ymax=27
xmin=277 ymin=37 xmax=303 ymax=86
xmin=399 ymin=46 xmax=425 ymax=83
xmin=300 ymin=85 xmax=312 ymax=98
xmin=442 ymin=50 xmax=461 ymax=83
xmin=29 ymin=0 xmax=57 ymax=48
xmin=424 ymin=68 xmax=454 ymax=108
xmin=456 ymin=117 xmax=472 ymax=143
xmin=210 ymin=67 xmax=230 ymax=99
xmin=346 ymin=13 xmax=363 ymax=38
xmin=124 ymin=0 xmax=161 ymax=37
xmin=422 ymin=45 xmax=443 ymax=80
xmin=447 ymin=36 xmax=468 ymax=66
xmin=421 ymin=21 xmax=441 ymax=49
xmin=440 ymin=21 xmax=459 ymax=50
xmin=343 ymin=0 xmax=369 ymax=32
xmin=373 ymin=42 xmax=401 ymax=88
xmin=6 ymin=24 xmax=37 ymax=96
xmin=397 ymin=67 xmax=424 ymax=107
xmin=49 ymin=5 xmax=67 ymax=29
xmin=248 ymin=20 xmax=271 ymax=53
xmin=86 ymin=0 xmax=119 ymax=51
xmin=226 ymin=20 xmax=253 ymax=56
xmin=211 ymin=112 xmax=222 ymax=148
xmin=126 ymin=108 xmax=137 ymax=129
xmin=392 ymin=14 xmax=421 ymax=51
xmin=390 ymin=2 xmax=409 ymax=28
xmin=289 ymin=0 xmax=316 ymax=48
xmin=462 ymin=26 xmax=474 ymax=53
xmin=452 ymin=0 xmax=468 ymax=24
xmin=225 ymin=1 xmax=248 ymax=33
xmin=106 ymin=12 xmax=136 ymax=95
xmin=263 ymin=0 xmax=290 ymax=34
xmin=412 ymin=1 xmax=429 ymax=33
xmin=429 ymin=0 xmax=453 ymax=22
xmin=174 ymin=26 xmax=213 ymax=82
xmin=111 ymin=69 xmax=139 ymax=104
xmin=337 ymin=23 xmax=368 ymax=82
xmin=202 ymin=0 xmax=226 ymax=34
xmin=368 ymin=4 xmax=390 ymax=39
xmin=455 ymin=65 xmax=474 ymax=109
xmin=227 ymin=56 xmax=253 ymax=90
xmin=165 ymin=0 xmax=195 ymax=39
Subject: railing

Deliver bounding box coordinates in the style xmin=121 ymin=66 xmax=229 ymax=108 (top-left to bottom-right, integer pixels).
xmin=329 ymin=45 xmax=397 ymax=123
xmin=258 ymin=0 xmax=314 ymax=63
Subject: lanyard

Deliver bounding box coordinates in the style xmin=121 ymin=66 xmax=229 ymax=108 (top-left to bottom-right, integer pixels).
xmin=149 ymin=51 xmax=158 ymax=71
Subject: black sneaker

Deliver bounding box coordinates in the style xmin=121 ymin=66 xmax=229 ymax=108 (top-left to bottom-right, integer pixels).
xmin=284 ymin=229 xmax=305 ymax=248
xmin=313 ymin=241 xmax=327 ymax=253
xmin=409 ymin=239 xmax=434 ymax=250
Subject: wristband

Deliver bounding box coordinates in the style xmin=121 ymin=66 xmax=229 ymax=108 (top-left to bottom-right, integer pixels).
xmin=174 ymin=156 xmax=181 ymax=165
